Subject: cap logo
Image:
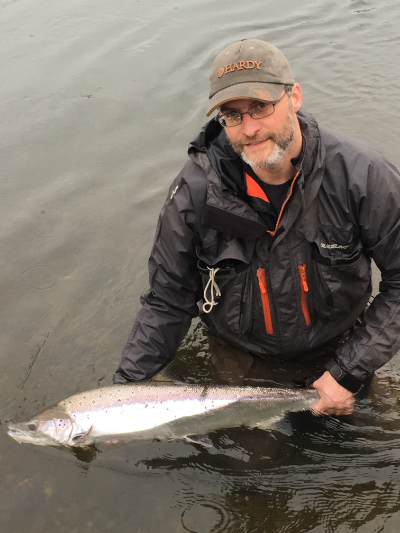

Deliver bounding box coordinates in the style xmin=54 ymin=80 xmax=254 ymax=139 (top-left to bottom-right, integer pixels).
xmin=217 ymin=60 xmax=262 ymax=78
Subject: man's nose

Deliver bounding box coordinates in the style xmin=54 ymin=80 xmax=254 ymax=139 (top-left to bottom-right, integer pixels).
xmin=240 ymin=112 xmax=262 ymax=137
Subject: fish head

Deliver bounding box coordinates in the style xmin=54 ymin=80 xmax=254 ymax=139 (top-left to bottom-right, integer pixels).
xmin=8 ymin=406 xmax=74 ymax=446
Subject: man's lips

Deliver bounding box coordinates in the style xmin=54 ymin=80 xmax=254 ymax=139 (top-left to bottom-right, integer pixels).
xmin=244 ymin=139 xmax=269 ymax=150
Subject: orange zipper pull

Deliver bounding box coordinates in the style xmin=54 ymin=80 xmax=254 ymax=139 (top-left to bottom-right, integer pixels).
xmin=257 ymin=269 xmax=267 ymax=293
xmin=298 ymin=264 xmax=311 ymax=326
xmin=257 ymin=268 xmax=274 ymax=334
xmin=299 ymin=265 xmax=309 ymax=292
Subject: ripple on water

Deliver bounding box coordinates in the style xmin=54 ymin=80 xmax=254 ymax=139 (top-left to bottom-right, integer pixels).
xmin=181 ymin=498 xmax=231 ymax=533
xmin=19 ymin=264 xmax=59 ymax=291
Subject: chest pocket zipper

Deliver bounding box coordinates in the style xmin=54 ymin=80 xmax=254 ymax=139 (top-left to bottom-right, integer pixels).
xmin=257 ymin=268 xmax=274 ymax=334
xmin=298 ymin=264 xmax=311 ymax=326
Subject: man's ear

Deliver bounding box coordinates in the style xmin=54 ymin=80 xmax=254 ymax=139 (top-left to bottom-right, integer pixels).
xmin=291 ymin=83 xmax=303 ymax=113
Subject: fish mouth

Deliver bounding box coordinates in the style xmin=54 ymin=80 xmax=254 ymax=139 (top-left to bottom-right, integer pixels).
xmin=7 ymin=424 xmax=55 ymax=445
xmin=8 ymin=424 xmax=25 ymax=436
xmin=7 ymin=426 xmax=35 ymax=443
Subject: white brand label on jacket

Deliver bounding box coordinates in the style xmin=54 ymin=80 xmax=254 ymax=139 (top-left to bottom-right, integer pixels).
xmin=320 ymin=242 xmax=350 ymax=250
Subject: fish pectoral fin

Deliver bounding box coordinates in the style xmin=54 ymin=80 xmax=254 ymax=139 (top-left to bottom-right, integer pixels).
xmin=251 ymin=416 xmax=293 ymax=436
xmin=70 ymin=426 xmax=92 ymax=446
xmin=184 ymin=434 xmax=213 ymax=448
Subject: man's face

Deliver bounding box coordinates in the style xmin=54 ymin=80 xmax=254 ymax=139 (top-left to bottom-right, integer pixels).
xmin=220 ymin=92 xmax=297 ymax=169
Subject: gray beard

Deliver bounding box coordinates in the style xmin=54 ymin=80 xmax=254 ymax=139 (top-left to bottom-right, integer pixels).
xmin=228 ymin=112 xmax=296 ymax=169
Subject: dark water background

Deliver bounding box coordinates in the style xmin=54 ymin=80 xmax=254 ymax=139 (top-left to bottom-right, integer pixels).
xmin=1 ymin=0 xmax=400 ymax=531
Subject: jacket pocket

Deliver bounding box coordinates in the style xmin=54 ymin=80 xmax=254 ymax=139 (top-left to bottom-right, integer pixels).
xmin=311 ymin=245 xmax=371 ymax=318
xmin=197 ymin=258 xmax=252 ymax=337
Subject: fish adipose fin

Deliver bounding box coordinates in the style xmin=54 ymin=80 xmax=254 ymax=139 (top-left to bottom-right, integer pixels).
xmin=184 ymin=434 xmax=213 ymax=448
xmin=150 ymin=360 xmax=185 ymax=383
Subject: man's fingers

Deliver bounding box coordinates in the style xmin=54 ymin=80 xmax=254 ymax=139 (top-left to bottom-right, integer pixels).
xmin=312 ymin=371 xmax=355 ymax=415
xmin=312 ymin=398 xmax=353 ymax=416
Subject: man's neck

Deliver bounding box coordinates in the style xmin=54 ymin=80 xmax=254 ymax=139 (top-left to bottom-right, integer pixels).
xmin=251 ymin=159 xmax=295 ymax=185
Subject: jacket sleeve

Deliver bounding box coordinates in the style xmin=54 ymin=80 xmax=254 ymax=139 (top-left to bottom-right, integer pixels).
xmin=113 ymin=167 xmax=203 ymax=383
xmin=334 ymin=154 xmax=400 ymax=384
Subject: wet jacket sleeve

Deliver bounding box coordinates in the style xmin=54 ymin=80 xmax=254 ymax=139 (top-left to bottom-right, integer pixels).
xmin=113 ymin=169 xmax=203 ymax=383
xmin=334 ymin=155 xmax=400 ymax=384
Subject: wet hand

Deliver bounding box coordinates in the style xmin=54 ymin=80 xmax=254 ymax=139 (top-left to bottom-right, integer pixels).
xmin=312 ymin=371 xmax=355 ymax=416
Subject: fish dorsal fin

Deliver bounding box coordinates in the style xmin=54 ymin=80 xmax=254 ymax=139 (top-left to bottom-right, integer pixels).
xmin=150 ymin=361 xmax=185 ymax=383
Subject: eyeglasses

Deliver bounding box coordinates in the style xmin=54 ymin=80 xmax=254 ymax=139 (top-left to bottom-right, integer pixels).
xmin=217 ymin=91 xmax=287 ymax=128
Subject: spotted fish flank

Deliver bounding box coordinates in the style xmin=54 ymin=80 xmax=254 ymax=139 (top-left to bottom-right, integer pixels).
xmin=7 ymin=380 xmax=318 ymax=447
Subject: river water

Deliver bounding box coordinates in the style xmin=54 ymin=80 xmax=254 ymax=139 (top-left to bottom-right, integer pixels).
xmin=1 ymin=0 xmax=400 ymax=531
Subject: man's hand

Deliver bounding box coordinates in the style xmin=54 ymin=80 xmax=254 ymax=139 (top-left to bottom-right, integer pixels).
xmin=312 ymin=371 xmax=355 ymax=415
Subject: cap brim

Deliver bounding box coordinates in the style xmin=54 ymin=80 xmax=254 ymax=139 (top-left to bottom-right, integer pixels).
xmin=206 ymin=82 xmax=286 ymax=116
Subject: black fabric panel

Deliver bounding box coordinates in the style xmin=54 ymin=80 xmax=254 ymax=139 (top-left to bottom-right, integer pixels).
xmin=202 ymin=203 xmax=266 ymax=240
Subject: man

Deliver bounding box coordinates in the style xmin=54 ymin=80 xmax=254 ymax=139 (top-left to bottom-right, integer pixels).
xmin=113 ymin=39 xmax=400 ymax=415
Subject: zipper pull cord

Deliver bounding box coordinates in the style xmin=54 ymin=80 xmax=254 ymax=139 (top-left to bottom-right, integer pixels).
xmin=202 ymin=267 xmax=221 ymax=313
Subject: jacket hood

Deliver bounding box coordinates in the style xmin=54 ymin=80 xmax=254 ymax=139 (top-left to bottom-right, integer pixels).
xmin=188 ymin=109 xmax=323 ymax=197
xmin=189 ymin=117 xmax=245 ymax=195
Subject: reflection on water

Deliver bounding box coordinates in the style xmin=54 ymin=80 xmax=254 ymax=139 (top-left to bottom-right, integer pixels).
xmin=3 ymin=367 xmax=400 ymax=532
xmin=17 ymin=336 xmax=398 ymax=533
xmin=88 ymin=367 xmax=400 ymax=533
xmin=1 ymin=0 xmax=400 ymax=531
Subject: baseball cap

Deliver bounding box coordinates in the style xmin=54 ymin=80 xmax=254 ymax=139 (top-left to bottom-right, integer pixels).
xmin=206 ymin=39 xmax=295 ymax=116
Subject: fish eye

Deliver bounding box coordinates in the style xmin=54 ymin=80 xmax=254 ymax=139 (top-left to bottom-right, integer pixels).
xmin=27 ymin=423 xmax=37 ymax=431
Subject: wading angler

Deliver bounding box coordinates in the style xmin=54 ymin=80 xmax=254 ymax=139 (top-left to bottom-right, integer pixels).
xmin=113 ymin=39 xmax=400 ymax=416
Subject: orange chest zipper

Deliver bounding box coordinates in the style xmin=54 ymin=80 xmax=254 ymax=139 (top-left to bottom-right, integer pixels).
xmin=257 ymin=268 xmax=273 ymax=334
xmin=298 ymin=264 xmax=311 ymax=326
